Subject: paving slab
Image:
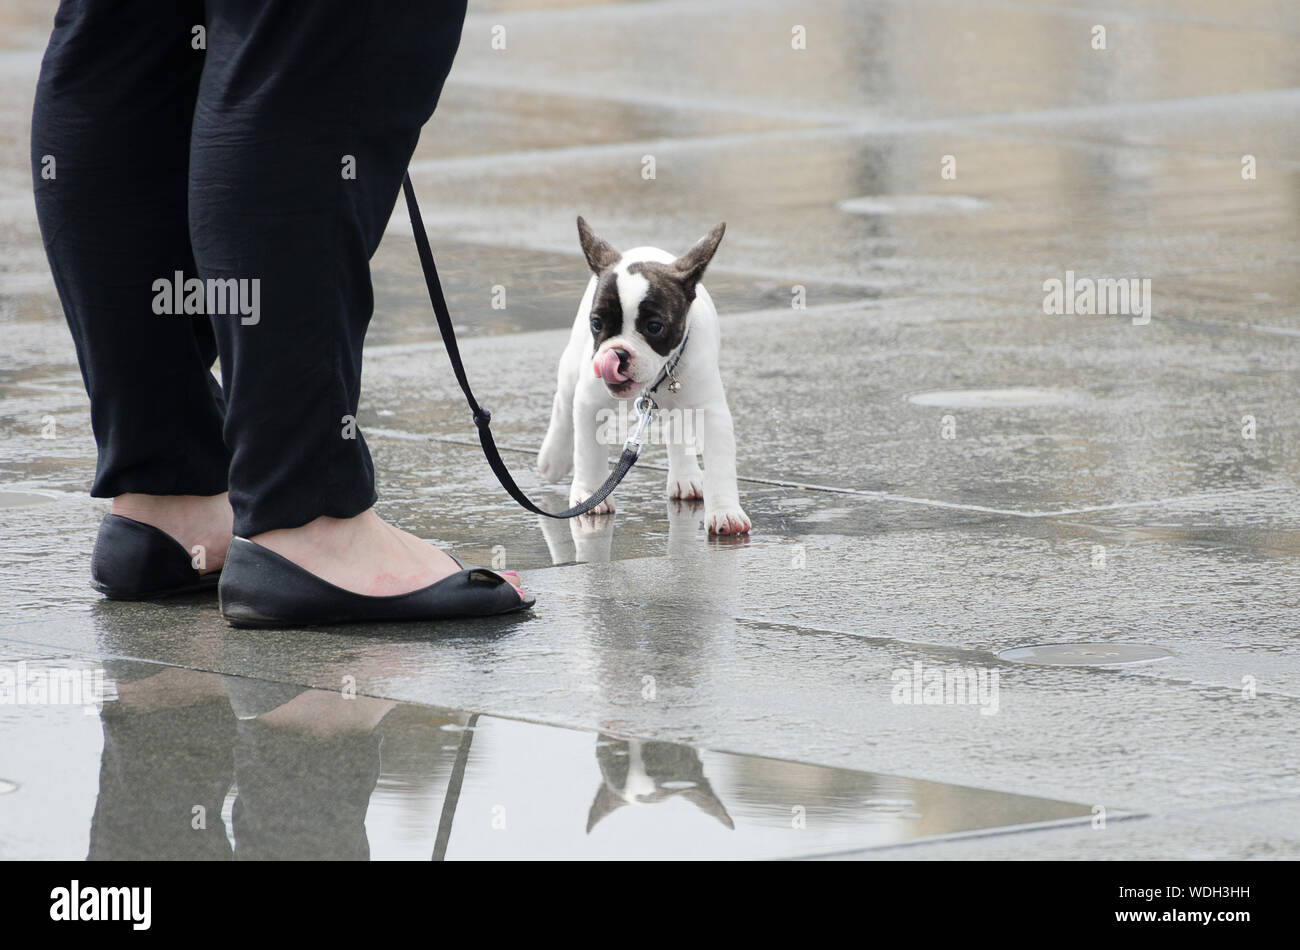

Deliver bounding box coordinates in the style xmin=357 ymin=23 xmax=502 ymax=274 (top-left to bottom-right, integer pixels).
xmin=1 ymin=512 xmax=1296 ymax=818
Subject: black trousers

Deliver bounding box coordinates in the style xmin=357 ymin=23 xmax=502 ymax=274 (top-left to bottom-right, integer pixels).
xmin=31 ymin=0 xmax=466 ymax=536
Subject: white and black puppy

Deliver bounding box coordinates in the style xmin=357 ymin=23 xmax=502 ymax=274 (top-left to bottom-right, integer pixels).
xmin=537 ymin=217 xmax=751 ymax=535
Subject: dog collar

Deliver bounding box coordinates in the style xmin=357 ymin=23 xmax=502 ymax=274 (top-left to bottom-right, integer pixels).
xmin=624 ymin=325 xmax=690 ymax=454
xmin=645 ymin=324 xmax=690 ymax=397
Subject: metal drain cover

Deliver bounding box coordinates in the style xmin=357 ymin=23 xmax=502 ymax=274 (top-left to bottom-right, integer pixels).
xmin=998 ymin=643 xmax=1174 ymax=667
xmin=907 ymin=388 xmax=1080 ymax=409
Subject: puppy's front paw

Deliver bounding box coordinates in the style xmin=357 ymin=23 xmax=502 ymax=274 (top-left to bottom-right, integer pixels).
xmin=537 ymin=439 xmax=572 ymax=483
xmin=667 ymin=473 xmax=704 ymax=500
xmin=569 ymin=482 xmax=615 ymax=515
xmin=705 ymin=505 xmax=751 ymax=535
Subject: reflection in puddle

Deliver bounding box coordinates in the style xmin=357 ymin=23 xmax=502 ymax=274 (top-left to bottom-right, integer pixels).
xmin=1 ymin=663 xmax=1095 ymax=859
xmin=589 ymin=734 xmax=734 ymax=833
xmin=838 ymin=195 xmax=989 ymax=215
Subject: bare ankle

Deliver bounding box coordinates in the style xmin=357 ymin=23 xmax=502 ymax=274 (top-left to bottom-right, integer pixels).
xmin=110 ymin=493 xmax=233 ymax=573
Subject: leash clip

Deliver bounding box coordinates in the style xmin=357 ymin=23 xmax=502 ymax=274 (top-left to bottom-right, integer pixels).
xmin=624 ymin=394 xmax=657 ymax=454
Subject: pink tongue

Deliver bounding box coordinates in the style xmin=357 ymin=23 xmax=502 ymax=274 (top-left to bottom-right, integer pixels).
xmin=593 ymin=348 xmax=628 ymax=383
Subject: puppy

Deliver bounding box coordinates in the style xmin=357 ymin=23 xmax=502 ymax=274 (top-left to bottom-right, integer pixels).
xmin=537 ymin=217 xmax=751 ymax=535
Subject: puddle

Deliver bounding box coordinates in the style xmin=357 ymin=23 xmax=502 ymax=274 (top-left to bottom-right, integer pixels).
xmin=997 ymin=643 xmax=1174 ymax=667
xmin=838 ymin=195 xmax=989 ymax=215
xmin=906 ymin=387 xmax=1083 ymax=409
xmin=0 ymin=661 xmax=1097 ymax=860
xmin=0 ymin=491 xmax=58 ymax=508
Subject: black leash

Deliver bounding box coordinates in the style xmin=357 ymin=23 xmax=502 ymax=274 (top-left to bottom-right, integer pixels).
xmin=401 ymin=172 xmax=654 ymax=519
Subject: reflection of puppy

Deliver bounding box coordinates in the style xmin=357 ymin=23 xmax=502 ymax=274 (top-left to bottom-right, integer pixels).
xmin=587 ymin=734 xmax=734 ymax=833
xmin=536 ymin=510 xmax=615 ymax=566
xmin=536 ymin=497 xmax=703 ymax=566
xmin=537 ymin=218 xmax=751 ymax=536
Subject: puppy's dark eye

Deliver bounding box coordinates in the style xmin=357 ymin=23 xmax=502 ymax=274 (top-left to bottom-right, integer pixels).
xmin=590 ymin=317 xmax=602 ymax=332
xmin=645 ymin=321 xmax=664 ymax=336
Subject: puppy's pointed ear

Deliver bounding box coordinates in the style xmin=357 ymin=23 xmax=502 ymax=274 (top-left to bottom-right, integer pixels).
xmin=577 ymin=216 xmax=621 ymax=273
xmin=673 ymin=222 xmax=725 ymax=298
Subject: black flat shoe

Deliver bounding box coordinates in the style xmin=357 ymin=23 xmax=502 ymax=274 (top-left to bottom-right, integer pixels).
xmin=91 ymin=514 xmax=221 ymax=600
xmin=218 ymin=537 xmax=535 ymax=628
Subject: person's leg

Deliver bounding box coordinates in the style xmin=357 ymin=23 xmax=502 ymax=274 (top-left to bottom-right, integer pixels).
xmin=31 ymin=0 xmax=234 ymax=570
xmin=192 ymin=0 xmax=518 ymax=598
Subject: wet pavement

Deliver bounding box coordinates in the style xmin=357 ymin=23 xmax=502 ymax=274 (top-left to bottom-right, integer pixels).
xmin=2 ymin=0 xmax=1299 ymax=858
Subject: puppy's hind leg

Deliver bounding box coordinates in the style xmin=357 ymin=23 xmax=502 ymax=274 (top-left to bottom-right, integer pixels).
xmin=538 ymin=355 xmax=577 ymax=482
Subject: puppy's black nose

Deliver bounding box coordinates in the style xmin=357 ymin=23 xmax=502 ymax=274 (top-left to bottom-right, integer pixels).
xmin=613 ymin=347 xmax=630 ymax=370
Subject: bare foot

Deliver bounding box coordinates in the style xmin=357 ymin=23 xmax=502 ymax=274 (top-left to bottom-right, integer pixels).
xmin=249 ymin=509 xmax=526 ymax=599
xmin=111 ymin=492 xmax=233 ymax=574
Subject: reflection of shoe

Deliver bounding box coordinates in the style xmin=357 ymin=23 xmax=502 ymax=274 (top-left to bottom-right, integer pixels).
xmin=218 ymin=537 xmax=535 ymax=629
xmin=90 ymin=514 xmax=219 ymax=600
